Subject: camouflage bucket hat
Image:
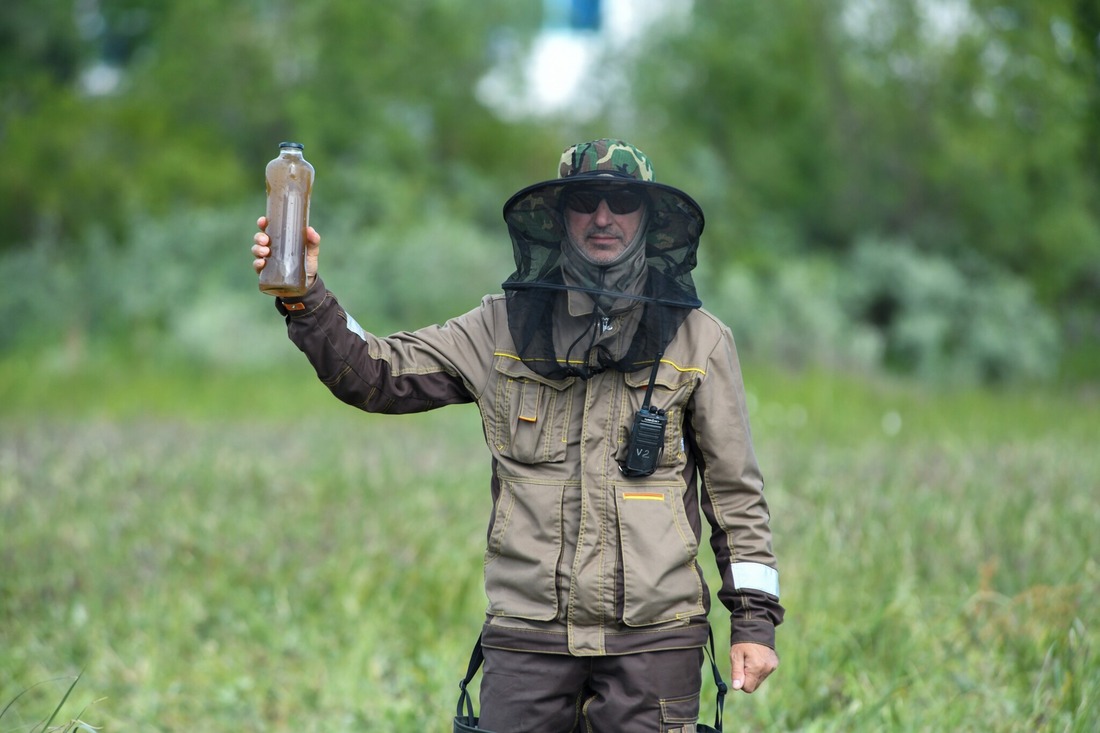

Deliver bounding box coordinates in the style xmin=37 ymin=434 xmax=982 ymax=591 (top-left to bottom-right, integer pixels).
xmin=555 ymin=138 xmax=657 ymax=181
xmin=502 ymin=138 xmax=705 ymax=255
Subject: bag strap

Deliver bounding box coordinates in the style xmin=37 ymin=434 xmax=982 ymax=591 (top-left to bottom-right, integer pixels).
xmin=703 ymin=627 xmax=729 ymax=732
xmin=455 ymin=633 xmax=484 ymax=722
xmin=455 ymin=628 xmax=727 ymax=729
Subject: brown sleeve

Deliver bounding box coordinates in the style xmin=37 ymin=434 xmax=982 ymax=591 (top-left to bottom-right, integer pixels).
xmin=275 ymin=277 xmax=495 ymax=413
xmin=688 ymin=325 xmax=784 ymax=648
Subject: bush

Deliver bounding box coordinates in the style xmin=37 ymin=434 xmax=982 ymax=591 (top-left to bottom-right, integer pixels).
xmin=0 ymin=204 xmax=280 ymax=366
xmin=842 ymin=238 xmax=1060 ymax=384
xmin=706 ymin=257 xmax=884 ymax=374
xmin=0 ymin=203 xmax=509 ymax=367
xmin=0 ymin=211 xmax=1061 ymax=384
xmin=317 ymin=202 xmax=510 ymax=332
xmin=705 ymin=238 xmax=1060 ymax=384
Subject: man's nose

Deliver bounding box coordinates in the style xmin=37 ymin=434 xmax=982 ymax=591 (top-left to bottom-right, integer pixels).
xmin=593 ymin=199 xmax=614 ymax=225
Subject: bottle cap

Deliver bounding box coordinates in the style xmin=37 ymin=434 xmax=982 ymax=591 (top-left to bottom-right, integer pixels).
xmin=279 ymin=141 xmax=305 ymax=150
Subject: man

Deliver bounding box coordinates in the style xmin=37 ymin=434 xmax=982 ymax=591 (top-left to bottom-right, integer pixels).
xmin=251 ymin=139 xmax=783 ymax=732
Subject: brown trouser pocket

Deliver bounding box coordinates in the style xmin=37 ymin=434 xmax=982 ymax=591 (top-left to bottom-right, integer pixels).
xmin=659 ymin=692 xmax=700 ymax=733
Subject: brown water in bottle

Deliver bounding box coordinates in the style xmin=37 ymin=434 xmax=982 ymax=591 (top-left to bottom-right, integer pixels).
xmin=259 ymin=142 xmax=314 ymax=297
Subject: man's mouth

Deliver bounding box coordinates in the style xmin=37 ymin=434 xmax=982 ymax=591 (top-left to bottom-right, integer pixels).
xmin=586 ymin=229 xmax=621 ymax=245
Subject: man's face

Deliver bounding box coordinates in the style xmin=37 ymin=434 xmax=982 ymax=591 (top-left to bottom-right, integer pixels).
xmin=563 ymin=186 xmax=646 ymax=265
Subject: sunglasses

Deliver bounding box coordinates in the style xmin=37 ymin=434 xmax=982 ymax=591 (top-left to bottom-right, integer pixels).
xmin=564 ymin=187 xmax=645 ymax=215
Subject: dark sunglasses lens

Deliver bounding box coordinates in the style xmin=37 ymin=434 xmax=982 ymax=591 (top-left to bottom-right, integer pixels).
xmin=565 ymin=189 xmax=643 ymax=214
xmin=565 ymin=190 xmax=601 ymax=213
xmin=607 ymin=190 xmax=643 ymax=214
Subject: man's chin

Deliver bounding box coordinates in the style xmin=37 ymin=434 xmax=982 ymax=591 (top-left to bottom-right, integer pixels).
xmin=583 ymin=243 xmax=624 ymax=263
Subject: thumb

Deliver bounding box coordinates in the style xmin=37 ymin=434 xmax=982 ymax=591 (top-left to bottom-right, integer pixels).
xmin=729 ymin=647 xmax=745 ymax=691
xmin=304 ymin=226 xmax=321 ymax=285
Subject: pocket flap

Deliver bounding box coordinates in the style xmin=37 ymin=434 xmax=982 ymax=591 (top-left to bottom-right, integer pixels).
xmin=494 ymin=355 xmax=576 ymax=390
xmin=623 ymin=359 xmax=698 ymax=391
xmin=660 ymin=691 xmax=701 ymax=727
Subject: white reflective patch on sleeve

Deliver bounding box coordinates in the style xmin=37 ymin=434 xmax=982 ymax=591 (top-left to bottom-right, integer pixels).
xmin=730 ymin=562 xmax=780 ymax=597
xmin=344 ymin=312 xmax=368 ymax=341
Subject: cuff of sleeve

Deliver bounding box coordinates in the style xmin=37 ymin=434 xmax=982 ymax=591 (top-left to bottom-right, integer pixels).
xmin=726 ymin=585 xmax=784 ymax=649
xmin=275 ymin=276 xmax=326 ymax=317
xmin=729 ymin=615 xmax=776 ymax=649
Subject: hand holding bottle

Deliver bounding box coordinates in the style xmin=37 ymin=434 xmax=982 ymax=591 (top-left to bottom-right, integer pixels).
xmin=253 ymin=217 xmax=321 ymax=291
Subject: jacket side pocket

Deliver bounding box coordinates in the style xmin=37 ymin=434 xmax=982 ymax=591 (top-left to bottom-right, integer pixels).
xmin=615 ymin=483 xmax=705 ymax=626
xmin=484 ymin=476 xmax=566 ymax=621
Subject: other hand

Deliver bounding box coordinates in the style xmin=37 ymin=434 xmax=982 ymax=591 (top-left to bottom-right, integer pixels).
xmin=729 ymin=642 xmax=778 ymax=694
xmin=251 ymin=216 xmax=321 ymax=289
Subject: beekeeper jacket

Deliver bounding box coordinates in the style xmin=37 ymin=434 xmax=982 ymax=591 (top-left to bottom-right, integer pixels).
xmin=276 ymin=277 xmax=783 ymax=657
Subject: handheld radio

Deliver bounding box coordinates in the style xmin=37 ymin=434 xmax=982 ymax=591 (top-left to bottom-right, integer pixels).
xmin=619 ymin=354 xmax=667 ymax=478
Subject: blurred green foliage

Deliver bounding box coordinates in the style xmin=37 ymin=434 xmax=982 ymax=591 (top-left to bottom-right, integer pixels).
xmin=622 ymin=0 xmax=1100 ymax=302
xmin=617 ymin=0 xmax=1099 ymax=383
xmin=0 ymin=0 xmax=1097 ymax=382
xmin=709 ymin=239 xmax=1061 ymax=383
xmin=0 ymin=0 xmax=548 ymax=244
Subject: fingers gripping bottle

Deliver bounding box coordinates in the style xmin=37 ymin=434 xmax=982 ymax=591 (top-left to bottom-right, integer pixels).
xmin=259 ymin=142 xmax=315 ymax=296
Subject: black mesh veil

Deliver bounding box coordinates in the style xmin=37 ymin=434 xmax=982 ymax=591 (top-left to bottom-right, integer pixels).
xmin=501 ymin=179 xmax=705 ymax=380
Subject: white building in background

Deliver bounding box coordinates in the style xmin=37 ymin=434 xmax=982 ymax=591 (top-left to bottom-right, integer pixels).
xmin=477 ymin=0 xmax=691 ymax=120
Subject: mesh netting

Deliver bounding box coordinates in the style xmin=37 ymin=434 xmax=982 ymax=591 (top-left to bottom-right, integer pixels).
xmin=501 ymin=181 xmax=704 ymax=380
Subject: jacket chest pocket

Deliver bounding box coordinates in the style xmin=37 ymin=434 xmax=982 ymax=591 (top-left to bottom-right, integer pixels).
xmin=485 ymin=359 xmax=575 ymax=464
xmin=617 ymin=365 xmax=696 ymax=468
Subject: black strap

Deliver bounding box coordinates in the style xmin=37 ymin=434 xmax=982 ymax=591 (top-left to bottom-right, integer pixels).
xmin=703 ymin=627 xmax=728 ymax=732
xmin=455 ymin=628 xmax=727 ymax=731
xmin=455 ymin=633 xmax=484 ymax=722
xmin=639 ymin=351 xmax=664 ymax=411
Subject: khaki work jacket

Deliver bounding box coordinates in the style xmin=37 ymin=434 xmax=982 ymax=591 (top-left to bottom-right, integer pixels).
xmin=277 ymin=277 xmax=783 ymax=657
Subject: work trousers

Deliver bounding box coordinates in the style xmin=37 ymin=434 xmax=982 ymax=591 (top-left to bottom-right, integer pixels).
xmin=477 ymin=645 xmax=704 ymax=733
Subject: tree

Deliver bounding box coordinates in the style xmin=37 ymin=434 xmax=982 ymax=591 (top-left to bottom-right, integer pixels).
xmin=619 ymin=0 xmax=1100 ymax=314
xmin=0 ymin=0 xmax=546 ymax=253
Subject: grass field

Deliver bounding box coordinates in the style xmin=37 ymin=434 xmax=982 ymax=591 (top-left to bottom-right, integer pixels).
xmin=1 ymin=354 xmax=1097 ymax=732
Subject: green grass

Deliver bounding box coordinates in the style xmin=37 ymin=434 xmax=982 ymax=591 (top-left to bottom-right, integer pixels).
xmin=2 ymin=355 xmax=1097 ymax=731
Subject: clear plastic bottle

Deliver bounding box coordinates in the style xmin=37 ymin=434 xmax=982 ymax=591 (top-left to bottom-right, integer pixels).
xmin=259 ymin=142 xmax=315 ymax=296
